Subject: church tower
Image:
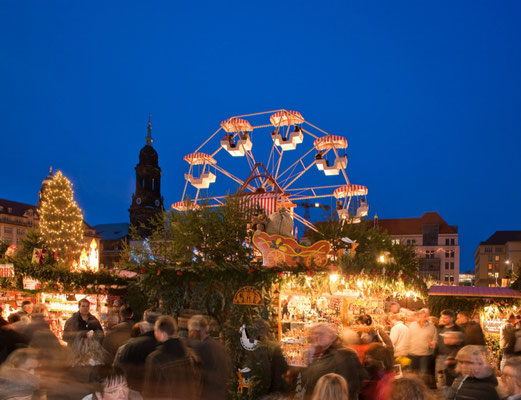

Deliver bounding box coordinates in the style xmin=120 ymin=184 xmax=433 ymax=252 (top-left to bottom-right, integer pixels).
xmin=38 ymin=166 xmax=54 ymax=208
xmin=129 ymin=118 xmax=164 ymax=237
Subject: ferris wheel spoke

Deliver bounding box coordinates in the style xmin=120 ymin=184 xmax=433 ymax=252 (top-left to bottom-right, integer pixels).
xmin=275 ymin=146 xmax=316 ymax=184
xmin=195 ymin=126 xmax=223 ymax=153
xmin=281 ymin=160 xmax=319 ymax=191
xmin=213 ymin=164 xmax=256 ymax=192
xmin=329 ymin=145 xmax=350 ymax=185
xmin=291 ymin=211 xmax=319 ymax=232
xmin=301 ymin=127 xmax=319 ymax=139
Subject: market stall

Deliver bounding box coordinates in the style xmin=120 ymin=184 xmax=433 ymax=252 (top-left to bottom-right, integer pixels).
xmin=278 ymin=272 xmax=421 ymax=367
xmin=428 ymin=285 xmax=521 ymax=365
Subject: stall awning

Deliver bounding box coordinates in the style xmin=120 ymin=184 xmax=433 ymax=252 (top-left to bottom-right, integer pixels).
xmin=429 ymin=285 xmax=521 ymax=298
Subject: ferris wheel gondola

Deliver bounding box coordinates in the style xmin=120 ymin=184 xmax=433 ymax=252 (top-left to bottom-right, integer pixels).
xmin=220 ymin=117 xmax=253 ymax=157
xmin=183 ymin=152 xmax=217 ymax=189
xmin=334 ymin=184 xmax=369 ymax=223
xmin=174 ymin=109 xmax=369 ymax=233
xmin=313 ymin=135 xmax=348 ymax=175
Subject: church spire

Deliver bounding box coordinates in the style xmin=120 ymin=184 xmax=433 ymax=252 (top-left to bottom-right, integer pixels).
xmin=146 ymin=113 xmax=153 ymax=145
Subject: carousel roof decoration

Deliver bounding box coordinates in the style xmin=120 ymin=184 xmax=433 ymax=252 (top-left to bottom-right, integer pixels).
xmin=174 ymin=109 xmax=370 ymax=231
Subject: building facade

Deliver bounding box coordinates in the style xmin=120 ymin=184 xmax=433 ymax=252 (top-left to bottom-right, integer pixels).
xmin=377 ymin=212 xmax=460 ymax=285
xmin=0 ymin=198 xmax=99 ymax=254
xmin=474 ymin=231 xmax=521 ymax=287
xmin=93 ymin=223 xmax=129 ymax=269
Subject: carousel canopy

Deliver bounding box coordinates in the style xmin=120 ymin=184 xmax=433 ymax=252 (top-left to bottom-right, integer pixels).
xmin=429 ymin=285 xmax=521 ymax=298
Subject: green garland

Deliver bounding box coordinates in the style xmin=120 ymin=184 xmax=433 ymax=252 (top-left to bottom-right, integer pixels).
xmin=428 ymin=295 xmax=521 ymax=317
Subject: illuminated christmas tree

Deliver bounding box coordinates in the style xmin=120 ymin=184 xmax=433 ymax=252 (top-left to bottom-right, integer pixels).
xmin=37 ymin=170 xmax=84 ymax=265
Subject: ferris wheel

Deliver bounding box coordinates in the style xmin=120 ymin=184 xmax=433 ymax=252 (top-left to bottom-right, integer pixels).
xmin=172 ymin=109 xmax=369 ymax=231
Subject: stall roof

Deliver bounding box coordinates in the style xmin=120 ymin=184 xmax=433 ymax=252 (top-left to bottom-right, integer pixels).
xmin=429 ymin=285 xmax=521 ymax=298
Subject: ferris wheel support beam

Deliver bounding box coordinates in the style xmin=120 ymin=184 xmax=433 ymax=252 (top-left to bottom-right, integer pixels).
xmin=181 ymin=164 xmax=194 ymax=203
xmin=212 ymin=164 xmax=256 ymax=193
xmin=281 ymin=159 xmax=317 ymax=192
xmin=292 ymin=211 xmax=319 ymax=232
xmin=303 ymin=120 xmax=334 ymax=138
xmin=195 ymin=126 xmax=223 ymax=153
xmin=234 ymin=109 xmax=284 ymax=118
xmin=330 ymin=144 xmax=351 ymax=186
xmin=274 ymin=147 xmax=284 ymax=183
xmin=277 ymin=146 xmax=316 ymax=189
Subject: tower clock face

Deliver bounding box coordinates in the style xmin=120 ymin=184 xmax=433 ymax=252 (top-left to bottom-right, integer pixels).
xmin=155 ymin=200 xmax=160 ymax=207
xmin=136 ymin=198 xmax=142 ymax=205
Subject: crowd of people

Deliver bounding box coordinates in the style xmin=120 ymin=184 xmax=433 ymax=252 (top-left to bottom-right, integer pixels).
xmin=1 ymin=299 xmax=521 ymax=400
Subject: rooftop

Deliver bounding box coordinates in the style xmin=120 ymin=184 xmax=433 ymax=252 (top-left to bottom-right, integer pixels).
xmin=429 ymin=285 xmax=521 ymax=298
xmin=480 ymin=231 xmax=521 ymax=246
xmin=377 ymin=212 xmax=458 ymax=235
xmin=0 ymin=198 xmax=37 ymax=218
xmin=94 ymin=223 xmax=130 ymax=240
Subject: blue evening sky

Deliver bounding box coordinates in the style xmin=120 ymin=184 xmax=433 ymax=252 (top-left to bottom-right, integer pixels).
xmin=1 ymin=1 xmax=520 ymax=271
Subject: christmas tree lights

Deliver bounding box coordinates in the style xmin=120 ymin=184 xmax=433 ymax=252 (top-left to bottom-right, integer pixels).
xmin=37 ymin=170 xmax=84 ymax=266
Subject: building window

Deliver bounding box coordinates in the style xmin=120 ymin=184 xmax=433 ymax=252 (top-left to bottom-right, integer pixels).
xmin=488 ymin=264 xmax=493 ymax=270
xmin=445 ymin=239 xmax=450 ymax=245
xmin=445 ymin=251 xmax=450 ymax=258
xmin=488 ymin=255 xmax=493 ymax=261
xmin=495 ymin=263 xmax=499 ymax=271
xmin=451 ymin=251 xmax=455 ymax=258
xmin=485 ymin=247 xmax=492 ymax=253
xmin=495 ymin=255 xmax=500 ymax=261
xmin=4 ymin=227 xmax=12 ymax=234
xmin=450 ymin=262 xmax=454 ymax=270
xmin=16 ymin=229 xmax=24 ymax=236
xmin=407 ymin=239 xmax=411 ymax=245
xmin=450 ymin=275 xmax=454 ymax=282
xmin=451 ymin=238 xmax=455 ymax=245
xmin=412 ymin=239 xmax=416 ymax=245
xmin=495 ymin=247 xmax=503 ymax=253
xmin=445 ymin=274 xmax=449 ymax=282
xmin=445 ymin=262 xmax=449 ymax=269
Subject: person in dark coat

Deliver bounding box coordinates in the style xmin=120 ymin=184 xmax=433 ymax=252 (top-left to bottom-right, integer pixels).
xmin=143 ymin=315 xmax=200 ymax=400
xmin=0 ymin=322 xmax=29 ymax=364
xmin=187 ymin=315 xmax=231 ymax=400
xmin=63 ymin=298 xmax=104 ymax=345
xmin=457 ymin=312 xmax=486 ymax=346
xmin=446 ymin=345 xmax=500 ymax=400
xmin=303 ymin=323 xmax=366 ymax=400
xmin=436 ymin=309 xmax=465 ymax=389
xmin=103 ymin=305 xmax=135 ymax=361
xmin=113 ymin=310 xmax=160 ymax=393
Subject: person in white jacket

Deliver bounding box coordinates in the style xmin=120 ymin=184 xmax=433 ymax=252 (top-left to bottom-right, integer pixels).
xmin=389 ymin=313 xmax=410 ymax=358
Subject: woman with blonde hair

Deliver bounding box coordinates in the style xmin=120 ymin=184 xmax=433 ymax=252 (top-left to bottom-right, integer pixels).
xmin=311 ymin=373 xmax=348 ymax=400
